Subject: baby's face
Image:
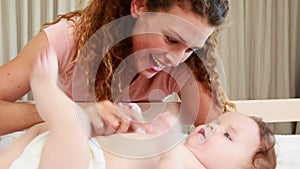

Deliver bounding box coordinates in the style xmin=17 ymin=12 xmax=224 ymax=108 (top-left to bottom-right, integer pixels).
xmin=184 ymin=112 xmax=260 ymax=169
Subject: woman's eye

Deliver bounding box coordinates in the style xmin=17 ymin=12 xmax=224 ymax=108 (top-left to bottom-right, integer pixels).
xmin=186 ymin=48 xmax=193 ymax=53
xmin=166 ymin=36 xmax=178 ymax=44
xmin=224 ymin=132 xmax=232 ymax=141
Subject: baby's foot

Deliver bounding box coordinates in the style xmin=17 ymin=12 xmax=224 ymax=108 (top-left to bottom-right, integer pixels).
xmin=30 ymin=48 xmax=58 ymax=88
xmin=30 ymin=48 xmax=61 ymax=121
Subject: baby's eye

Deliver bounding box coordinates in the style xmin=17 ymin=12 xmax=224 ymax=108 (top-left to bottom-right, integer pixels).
xmin=224 ymin=132 xmax=232 ymax=141
xmin=165 ymin=35 xmax=179 ymax=44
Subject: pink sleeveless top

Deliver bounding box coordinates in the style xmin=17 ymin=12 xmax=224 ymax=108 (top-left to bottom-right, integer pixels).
xmin=44 ymin=21 xmax=193 ymax=102
xmin=44 ymin=20 xmax=76 ymax=98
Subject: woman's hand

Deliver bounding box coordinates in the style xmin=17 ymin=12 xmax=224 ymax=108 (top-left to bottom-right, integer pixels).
xmin=78 ymin=100 xmax=145 ymax=136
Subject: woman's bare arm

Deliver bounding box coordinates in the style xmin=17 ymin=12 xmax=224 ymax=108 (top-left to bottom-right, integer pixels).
xmin=0 ymin=31 xmax=49 ymax=134
xmin=0 ymin=101 xmax=42 ymax=135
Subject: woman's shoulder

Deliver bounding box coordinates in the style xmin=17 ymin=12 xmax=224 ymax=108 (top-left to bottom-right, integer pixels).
xmin=42 ymin=20 xmax=78 ymax=71
xmin=43 ymin=20 xmax=77 ymax=51
xmin=43 ymin=19 xmax=76 ymax=41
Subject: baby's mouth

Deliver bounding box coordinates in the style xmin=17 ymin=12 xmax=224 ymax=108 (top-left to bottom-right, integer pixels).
xmin=197 ymin=123 xmax=217 ymax=144
xmin=198 ymin=128 xmax=206 ymax=137
xmin=197 ymin=127 xmax=207 ymax=144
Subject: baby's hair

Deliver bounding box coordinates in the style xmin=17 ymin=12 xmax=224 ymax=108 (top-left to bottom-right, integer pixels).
xmin=245 ymin=116 xmax=277 ymax=169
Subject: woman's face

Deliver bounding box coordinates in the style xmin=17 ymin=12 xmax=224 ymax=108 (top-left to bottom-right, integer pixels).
xmin=130 ymin=3 xmax=215 ymax=78
xmin=184 ymin=112 xmax=260 ymax=169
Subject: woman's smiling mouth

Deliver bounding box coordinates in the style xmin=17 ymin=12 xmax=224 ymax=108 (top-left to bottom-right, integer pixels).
xmin=150 ymin=53 xmax=166 ymax=71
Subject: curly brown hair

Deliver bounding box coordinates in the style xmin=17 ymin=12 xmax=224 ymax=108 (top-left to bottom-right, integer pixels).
xmin=243 ymin=116 xmax=277 ymax=169
xmin=42 ymin=0 xmax=231 ymax=111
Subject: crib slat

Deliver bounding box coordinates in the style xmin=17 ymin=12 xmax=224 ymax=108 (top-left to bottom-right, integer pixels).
xmin=233 ymin=99 xmax=300 ymax=122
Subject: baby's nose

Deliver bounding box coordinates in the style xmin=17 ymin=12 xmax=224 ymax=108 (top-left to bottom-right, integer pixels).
xmin=206 ymin=122 xmax=218 ymax=132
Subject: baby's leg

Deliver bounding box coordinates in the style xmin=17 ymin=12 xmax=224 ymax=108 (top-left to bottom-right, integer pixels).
xmin=30 ymin=50 xmax=90 ymax=169
xmin=30 ymin=49 xmax=73 ymax=128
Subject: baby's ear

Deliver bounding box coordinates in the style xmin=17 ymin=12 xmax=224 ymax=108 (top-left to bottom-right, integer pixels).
xmin=130 ymin=0 xmax=147 ymax=18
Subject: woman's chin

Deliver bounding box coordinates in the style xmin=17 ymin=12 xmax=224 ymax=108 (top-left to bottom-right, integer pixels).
xmin=139 ymin=69 xmax=159 ymax=79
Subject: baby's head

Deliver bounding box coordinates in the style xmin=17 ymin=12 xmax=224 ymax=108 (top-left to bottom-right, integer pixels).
xmin=184 ymin=112 xmax=276 ymax=169
xmin=244 ymin=116 xmax=276 ymax=169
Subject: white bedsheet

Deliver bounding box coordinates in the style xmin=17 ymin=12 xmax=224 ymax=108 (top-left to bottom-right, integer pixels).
xmin=275 ymin=135 xmax=300 ymax=169
xmin=1 ymin=132 xmax=300 ymax=168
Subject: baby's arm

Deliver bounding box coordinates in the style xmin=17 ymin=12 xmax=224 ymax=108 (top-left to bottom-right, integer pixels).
xmin=30 ymin=49 xmax=90 ymax=169
xmin=0 ymin=123 xmax=48 ymax=169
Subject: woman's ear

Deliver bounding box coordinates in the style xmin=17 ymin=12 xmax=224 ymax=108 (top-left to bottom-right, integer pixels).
xmin=131 ymin=0 xmax=147 ymax=18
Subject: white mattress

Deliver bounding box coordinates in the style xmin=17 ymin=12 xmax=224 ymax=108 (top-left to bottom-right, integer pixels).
xmin=1 ymin=132 xmax=300 ymax=168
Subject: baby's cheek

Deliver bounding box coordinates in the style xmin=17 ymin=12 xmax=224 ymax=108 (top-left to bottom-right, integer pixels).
xmin=199 ymin=137 xmax=222 ymax=152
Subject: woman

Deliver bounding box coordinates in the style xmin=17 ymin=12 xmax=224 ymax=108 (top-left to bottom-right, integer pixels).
xmin=0 ymin=0 xmax=231 ymax=135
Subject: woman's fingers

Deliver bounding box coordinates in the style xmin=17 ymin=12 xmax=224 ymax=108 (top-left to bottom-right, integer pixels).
xmin=94 ymin=101 xmax=140 ymax=135
xmin=81 ymin=101 xmax=182 ymax=136
xmin=115 ymin=103 xmax=146 ymax=133
xmin=81 ymin=100 xmax=148 ymax=136
xmin=144 ymin=111 xmax=181 ymax=135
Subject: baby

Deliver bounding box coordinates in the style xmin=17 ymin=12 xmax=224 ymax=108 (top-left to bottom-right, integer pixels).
xmin=0 ymin=51 xmax=276 ymax=169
